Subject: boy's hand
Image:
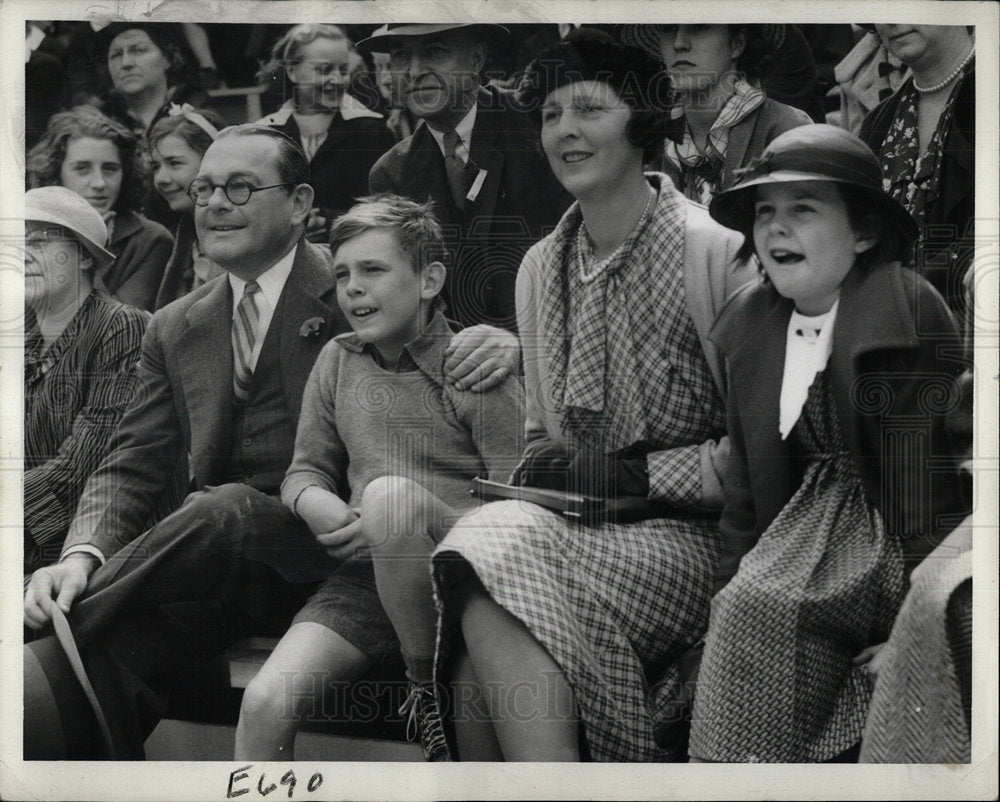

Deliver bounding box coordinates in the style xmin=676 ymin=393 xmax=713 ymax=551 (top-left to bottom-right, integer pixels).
xmin=444 ymin=325 xmax=519 ymax=392
xmin=316 ymin=518 xmax=368 ymax=562
xmin=296 ymin=486 xmax=356 ymax=537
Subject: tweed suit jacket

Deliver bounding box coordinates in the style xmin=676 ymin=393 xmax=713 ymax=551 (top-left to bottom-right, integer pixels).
xmin=369 ymin=85 xmax=572 ymax=331
xmin=62 ymin=238 xmax=348 ymax=561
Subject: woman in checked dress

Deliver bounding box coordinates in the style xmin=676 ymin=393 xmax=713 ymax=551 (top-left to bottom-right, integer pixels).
xmin=430 ymin=32 xmax=753 ymax=761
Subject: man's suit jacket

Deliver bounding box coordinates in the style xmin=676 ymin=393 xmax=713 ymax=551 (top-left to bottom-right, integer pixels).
xmin=62 ymin=238 xmax=349 ymax=561
xmin=369 ymin=86 xmax=573 ymax=332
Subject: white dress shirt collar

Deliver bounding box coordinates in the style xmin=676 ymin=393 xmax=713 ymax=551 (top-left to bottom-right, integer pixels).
xmin=228 ymin=243 xmax=298 ymax=373
xmin=427 ymin=102 xmax=478 ymax=163
xmin=778 ymin=300 xmax=839 ymax=440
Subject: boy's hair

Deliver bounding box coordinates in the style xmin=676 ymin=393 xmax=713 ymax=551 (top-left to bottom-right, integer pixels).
xmin=734 ymin=182 xmax=914 ymax=272
xmin=329 ymin=194 xmax=448 ymax=274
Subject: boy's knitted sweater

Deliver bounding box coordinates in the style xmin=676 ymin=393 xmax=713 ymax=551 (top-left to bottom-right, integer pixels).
xmin=282 ymin=310 xmax=524 ymax=512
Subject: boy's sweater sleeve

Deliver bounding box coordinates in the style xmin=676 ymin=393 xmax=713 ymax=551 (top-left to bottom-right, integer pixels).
xmin=454 ymin=375 xmax=526 ymax=483
xmin=280 ymin=342 xmax=350 ymax=512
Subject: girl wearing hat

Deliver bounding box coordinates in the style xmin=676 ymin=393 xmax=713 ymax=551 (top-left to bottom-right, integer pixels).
xmin=430 ymin=33 xmax=753 ymax=761
xmin=621 ymin=25 xmax=811 ymax=204
xmin=688 ymin=124 xmax=969 ymax=762
xmin=147 ymin=105 xmax=227 ymax=308
xmin=23 ymin=187 xmax=150 ymax=574
xmin=256 ymin=24 xmax=394 ymax=242
xmin=27 ymin=106 xmax=173 ymax=312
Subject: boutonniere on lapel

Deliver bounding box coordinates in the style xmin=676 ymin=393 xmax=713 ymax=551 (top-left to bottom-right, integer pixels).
xmin=299 ymin=317 xmax=325 ymax=338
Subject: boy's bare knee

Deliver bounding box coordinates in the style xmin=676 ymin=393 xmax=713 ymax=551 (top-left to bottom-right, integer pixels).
xmin=361 ymin=476 xmax=427 ymax=546
xmin=240 ymin=670 xmax=299 ymax=729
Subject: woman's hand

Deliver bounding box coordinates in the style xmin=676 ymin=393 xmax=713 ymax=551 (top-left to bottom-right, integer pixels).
xmin=295 ymin=485 xmax=356 ymax=538
xmin=566 ymin=447 xmax=650 ymax=498
xmin=510 ymin=438 xmax=571 ymax=489
xmin=853 ymin=642 xmax=888 ymax=680
xmin=445 ymin=325 xmax=520 ymax=392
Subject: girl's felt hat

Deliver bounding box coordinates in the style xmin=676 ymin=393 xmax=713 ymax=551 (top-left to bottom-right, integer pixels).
xmin=25 ymin=186 xmax=116 ymax=270
xmin=708 ymin=123 xmax=919 ymax=244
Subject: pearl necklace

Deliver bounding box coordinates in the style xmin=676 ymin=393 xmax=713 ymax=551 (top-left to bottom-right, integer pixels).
xmin=577 ymin=186 xmax=656 ymax=284
xmin=912 ymin=46 xmax=975 ymax=94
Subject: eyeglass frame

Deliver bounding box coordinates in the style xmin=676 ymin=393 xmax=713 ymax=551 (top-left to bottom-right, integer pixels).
xmin=186 ymin=177 xmax=298 ymax=207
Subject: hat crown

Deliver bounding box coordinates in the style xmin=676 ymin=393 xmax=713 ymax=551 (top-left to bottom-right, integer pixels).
xmin=24 ymin=186 xmax=116 ymax=268
xmin=747 ymin=123 xmax=884 ymax=190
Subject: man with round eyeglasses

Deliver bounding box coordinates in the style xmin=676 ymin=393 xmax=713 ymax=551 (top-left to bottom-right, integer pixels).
xmin=23 ymin=122 xmax=522 ymax=759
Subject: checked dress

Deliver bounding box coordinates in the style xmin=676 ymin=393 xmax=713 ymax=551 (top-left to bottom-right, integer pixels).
xmin=433 ymin=175 xmax=727 ymax=761
xmin=688 ymin=371 xmax=906 ymax=762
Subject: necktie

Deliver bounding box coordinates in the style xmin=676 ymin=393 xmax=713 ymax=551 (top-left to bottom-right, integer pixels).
xmin=442 ymin=129 xmax=467 ymax=211
xmin=232 ymin=280 xmax=261 ymax=402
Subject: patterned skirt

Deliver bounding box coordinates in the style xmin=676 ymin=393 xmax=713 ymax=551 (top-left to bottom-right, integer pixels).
xmin=432 ymin=501 xmax=720 ymax=761
xmin=688 ymin=372 xmax=905 ymax=762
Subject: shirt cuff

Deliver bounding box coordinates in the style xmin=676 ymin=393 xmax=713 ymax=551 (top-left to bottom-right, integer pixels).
xmin=61 ymin=544 xmax=106 ymax=566
xmin=647 ymin=445 xmax=703 ymax=508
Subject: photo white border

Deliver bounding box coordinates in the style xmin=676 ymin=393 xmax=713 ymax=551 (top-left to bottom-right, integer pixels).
xmin=1 ymin=2 xmax=997 ymax=800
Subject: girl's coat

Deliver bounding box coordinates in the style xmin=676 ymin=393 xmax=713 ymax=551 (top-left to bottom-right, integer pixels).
xmin=709 ymin=260 xmax=969 ymax=592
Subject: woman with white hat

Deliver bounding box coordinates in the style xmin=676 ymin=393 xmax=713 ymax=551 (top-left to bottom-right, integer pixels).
xmin=23 ymin=186 xmax=151 ymax=574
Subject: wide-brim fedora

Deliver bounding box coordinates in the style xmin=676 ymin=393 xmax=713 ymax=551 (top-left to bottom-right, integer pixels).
xmin=618 ymin=23 xmax=788 ymax=61
xmin=356 ymin=23 xmax=509 ymax=54
xmin=708 ymin=123 xmax=920 ymax=244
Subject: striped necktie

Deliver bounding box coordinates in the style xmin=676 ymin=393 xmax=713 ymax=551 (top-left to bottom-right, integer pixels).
xmin=443 ymin=129 xmax=467 ymax=211
xmin=232 ymin=280 xmax=261 ymax=402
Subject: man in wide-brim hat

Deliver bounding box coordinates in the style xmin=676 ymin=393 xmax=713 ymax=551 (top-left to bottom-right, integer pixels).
xmin=362 ymin=22 xmax=572 ymax=332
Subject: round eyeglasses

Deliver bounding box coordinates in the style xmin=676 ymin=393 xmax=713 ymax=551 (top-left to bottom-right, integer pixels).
xmin=186 ymin=177 xmax=295 ymax=207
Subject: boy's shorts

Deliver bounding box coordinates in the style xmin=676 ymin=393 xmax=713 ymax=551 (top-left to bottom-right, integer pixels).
xmin=291 ymin=556 xmax=400 ymax=664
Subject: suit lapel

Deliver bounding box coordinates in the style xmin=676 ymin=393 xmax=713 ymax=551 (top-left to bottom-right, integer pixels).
xmin=398 ymin=127 xmax=459 ymax=228
xmin=466 ymin=96 xmax=504 ymax=226
xmin=276 ymin=240 xmax=343 ymax=418
xmin=177 ymin=278 xmax=234 ymax=480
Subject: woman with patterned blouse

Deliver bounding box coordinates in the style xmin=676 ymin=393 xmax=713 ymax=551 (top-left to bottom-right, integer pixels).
xmin=861 ymin=24 xmax=975 ymax=323
xmin=23 ymin=187 xmax=150 ymax=574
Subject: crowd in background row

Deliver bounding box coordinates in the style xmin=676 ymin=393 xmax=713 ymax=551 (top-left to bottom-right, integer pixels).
xmin=21 ymin=20 xmax=976 ymax=765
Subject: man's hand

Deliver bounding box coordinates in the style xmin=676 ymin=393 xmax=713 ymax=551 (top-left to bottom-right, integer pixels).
xmin=23 ymin=552 xmax=99 ymax=630
xmin=305 ymin=208 xmax=329 ymax=239
xmin=444 ymin=324 xmax=519 ymax=392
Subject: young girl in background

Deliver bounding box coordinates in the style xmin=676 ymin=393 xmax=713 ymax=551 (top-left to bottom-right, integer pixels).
xmin=147 ymin=105 xmax=226 ymax=308
xmin=688 ymin=124 xmax=969 ymax=762
xmin=258 ymin=24 xmax=395 ymax=241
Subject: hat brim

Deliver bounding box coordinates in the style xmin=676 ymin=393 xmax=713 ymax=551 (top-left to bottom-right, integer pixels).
xmin=709 ymin=170 xmax=920 ymax=244
xmin=356 ymin=23 xmax=509 ymax=54
xmin=619 ymin=23 xmax=788 ymax=61
xmin=25 ymin=209 xmax=116 ymax=270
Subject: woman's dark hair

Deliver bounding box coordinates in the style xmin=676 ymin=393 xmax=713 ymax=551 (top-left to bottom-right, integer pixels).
xmin=517 ymin=30 xmax=681 ymax=163
xmin=148 ymin=107 xmax=225 ymax=157
xmin=731 ymin=25 xmax=775 ymax=85
xmin=733 ymin=182 xmax=914 ymax=272
xmin=99 ymin=23 xmax=194 ymax=93
xmin=27 ymin=106 xmax=143 ymax=214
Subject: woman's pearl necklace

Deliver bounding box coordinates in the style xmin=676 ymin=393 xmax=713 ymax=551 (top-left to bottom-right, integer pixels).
xmin=912 ymin=46 xmax=975 ymax=94
xmin=577 ymin=186 xmax=656 ymax=284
